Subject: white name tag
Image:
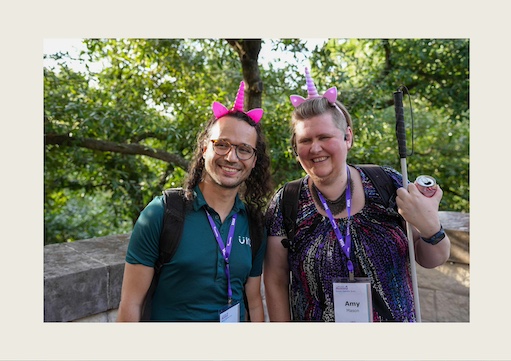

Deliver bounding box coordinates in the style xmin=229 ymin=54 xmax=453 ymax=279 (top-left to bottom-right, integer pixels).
xmin=333 ymin=278 xmax=373 ymax=322
xmin=219 ymin=302 xmax=240 ymax=323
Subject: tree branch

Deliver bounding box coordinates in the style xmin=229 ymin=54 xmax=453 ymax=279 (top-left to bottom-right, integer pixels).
xmin=45 ymin=133 xmax=189 ymax=170
xmin=129 ymin=132 xmax=168 ymax=143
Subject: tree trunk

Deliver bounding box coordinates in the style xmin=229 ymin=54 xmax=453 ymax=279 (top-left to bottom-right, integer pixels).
xmin=226 ymin=39 xmax=263 ymax=110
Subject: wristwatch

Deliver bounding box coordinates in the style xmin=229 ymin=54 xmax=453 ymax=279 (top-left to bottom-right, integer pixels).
xmin=420 ymin=225 xmax=446 ymax=245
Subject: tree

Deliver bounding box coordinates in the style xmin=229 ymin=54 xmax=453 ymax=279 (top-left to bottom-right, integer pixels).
xmin=44 ymin=38 xmax=469 ymax=244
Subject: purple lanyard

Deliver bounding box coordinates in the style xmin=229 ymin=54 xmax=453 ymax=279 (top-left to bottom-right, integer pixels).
xmin=205 ymin=209 xmax=237 ymax=304
xmin=316 ymin=166 xmax=354 ymax=278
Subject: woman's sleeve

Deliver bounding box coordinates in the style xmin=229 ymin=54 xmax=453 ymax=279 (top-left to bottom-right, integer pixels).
xmin=265 ymin=187 xmax=287 ymax=238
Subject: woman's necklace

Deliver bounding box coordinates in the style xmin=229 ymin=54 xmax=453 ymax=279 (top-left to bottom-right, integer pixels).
xmin=311 ymin=178 xmax=354 ymax=215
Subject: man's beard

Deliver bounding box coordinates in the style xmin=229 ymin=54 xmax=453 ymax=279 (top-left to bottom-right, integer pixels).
xmin=203 ymin=169 xmax=245 ymax=190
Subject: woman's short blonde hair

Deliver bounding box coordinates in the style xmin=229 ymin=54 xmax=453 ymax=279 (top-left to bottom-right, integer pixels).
xmin=290 ymin=97 xmax=353 ymax=151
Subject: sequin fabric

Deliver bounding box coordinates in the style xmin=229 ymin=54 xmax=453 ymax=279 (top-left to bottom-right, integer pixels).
xmin=265 ymin=165 xmax=416 ymax=322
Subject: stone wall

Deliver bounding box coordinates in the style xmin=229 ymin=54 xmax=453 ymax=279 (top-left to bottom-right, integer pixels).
xmin=44 ymin=211 xmax=469 ymax=322
xmin=44 ymin=233 xmax=130 ymax=322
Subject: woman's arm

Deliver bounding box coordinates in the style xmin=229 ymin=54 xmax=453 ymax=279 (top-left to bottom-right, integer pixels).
xmin=263 ymin=235 xmax=291 ymax=321
xmin=116 ymin=263 xmax=154 ymax=322
xmin=396 ymin=183 xmax=451 ymax=268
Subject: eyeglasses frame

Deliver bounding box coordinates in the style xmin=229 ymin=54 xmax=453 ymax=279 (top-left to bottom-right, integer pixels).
xmin=210 ymin=139 xmax=257 ymax=160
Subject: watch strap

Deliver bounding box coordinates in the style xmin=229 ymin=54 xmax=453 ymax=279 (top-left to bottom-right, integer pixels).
xmin=420 ymin=225 xmax=446 ymax=245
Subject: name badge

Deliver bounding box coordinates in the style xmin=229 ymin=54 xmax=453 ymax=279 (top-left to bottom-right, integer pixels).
xmin=333 ymin=277 xmax=373 ymax=322
xmin=219 ymin=302 xmax=240 ymax=323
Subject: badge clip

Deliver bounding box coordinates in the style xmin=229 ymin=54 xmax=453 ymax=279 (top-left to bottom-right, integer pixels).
xmin=349 ymin=271 xmax=355 ymax=282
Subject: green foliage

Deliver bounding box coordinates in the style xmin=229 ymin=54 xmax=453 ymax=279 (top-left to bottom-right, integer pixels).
xmin=304 ymin=38 xmax=469 ymax=212
xmin=44 ymin=189 xmax=132 ymax=245
xmin=44 ymin=38 xmax=469 ymax=244
xmin=44 ymin=39 xmax=244 ymax=243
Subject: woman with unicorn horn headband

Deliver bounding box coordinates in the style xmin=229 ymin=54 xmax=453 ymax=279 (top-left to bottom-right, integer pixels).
xmin=118 ymin=81 xmax=273 ymax=322
xmin=264 ymin=68 xmax=450 ymax=322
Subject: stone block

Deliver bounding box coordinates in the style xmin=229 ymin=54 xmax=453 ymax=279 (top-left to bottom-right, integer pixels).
xmin=435 ymin=289 xmax=470 ymax=322
xmin=439 ymin=211 xmax=469 ymax=264
xmin=418 ymin=287 xmax=437 ymax=322
xmin=439 ymin=211 xmax=469 ymax=233
xmin=415 ymin=260 xmax=469 ymax=322
xmin=108 ymin=263 xmax=125 ymax=310
xmin=417 ymin=262 xmax=470 ymax=296
xmin=73 ymin=311 xmax=109 ymax=322
xmin=108 ymin=309 xmax=119 ymax=322
xmin=44 ymin=234 xmax=130 ymax=322
xmin=446 ymin=230 xmax=470 ymax=264
xmin=72 ymin=309 xmax=118 ymax=322
xmin=45 ymin=267 xmax=107 ymax=322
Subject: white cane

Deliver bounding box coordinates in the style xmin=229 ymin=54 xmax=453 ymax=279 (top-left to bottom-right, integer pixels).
xmin=394 ymin=88 xmax=421 ymax=322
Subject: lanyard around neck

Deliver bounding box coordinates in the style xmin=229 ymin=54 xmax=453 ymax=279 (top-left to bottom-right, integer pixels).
xmin=205 ymin=209 xmax=237 ymax=304
xmin=316 ymin=165 xmax=354 ymax=279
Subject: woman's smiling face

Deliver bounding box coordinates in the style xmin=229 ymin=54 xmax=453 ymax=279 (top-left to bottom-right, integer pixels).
xmin=294 ymin=112 xmax=352 ymax=184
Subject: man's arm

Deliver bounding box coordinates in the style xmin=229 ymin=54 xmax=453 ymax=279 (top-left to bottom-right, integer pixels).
xmin=245 ymin=276 xmax=264 ymax=322
xmin=116 ymin=263 xmax=154 ymax=322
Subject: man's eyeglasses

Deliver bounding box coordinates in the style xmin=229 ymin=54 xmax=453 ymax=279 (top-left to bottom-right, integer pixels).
xmin=210 ymin=139 xmax=256 ymax=160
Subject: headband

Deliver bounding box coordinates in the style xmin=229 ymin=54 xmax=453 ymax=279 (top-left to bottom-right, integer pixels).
xmin=289 ymin=68 xmax=345 ymax=120
xmin=212 ymin=81 xmax=263 ymax=123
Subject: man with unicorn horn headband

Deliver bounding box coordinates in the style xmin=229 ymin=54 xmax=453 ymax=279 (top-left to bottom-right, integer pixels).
xmin=117 ymin=81 xmax=273 ymax=322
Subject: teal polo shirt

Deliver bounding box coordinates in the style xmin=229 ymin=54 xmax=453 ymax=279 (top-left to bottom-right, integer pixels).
xmin=126 ymin=186 xmax=266 ymax=321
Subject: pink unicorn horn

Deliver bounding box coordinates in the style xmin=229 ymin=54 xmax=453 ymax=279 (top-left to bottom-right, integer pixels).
xmin=290 ymin=67 xmax=321 ymax=107
xmin=304 ymin=67 xmax=319 ymax=98
xmin=233 ymin=81 xmax=263 ymax=123
xmin=232 ymin=81 xmax=245 ymax=111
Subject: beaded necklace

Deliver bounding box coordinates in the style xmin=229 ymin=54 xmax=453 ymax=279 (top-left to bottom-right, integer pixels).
xmin=310 ymin=178 xmax=353 ymax=215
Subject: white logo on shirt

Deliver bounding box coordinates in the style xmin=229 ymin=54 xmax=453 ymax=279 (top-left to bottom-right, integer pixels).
xmin=238 ymin=236 xmax=251 ymax=246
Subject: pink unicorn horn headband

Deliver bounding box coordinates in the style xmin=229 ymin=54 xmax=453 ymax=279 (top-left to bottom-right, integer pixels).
xmin=212 ymin=81 xmax=263 ymax=123
xmin=290 ymin=67 xmax=345 ymax=117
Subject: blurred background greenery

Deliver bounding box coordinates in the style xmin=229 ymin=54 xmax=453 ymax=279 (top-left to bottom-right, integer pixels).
xmin=44 ymin=38 xmax=469 ymax=244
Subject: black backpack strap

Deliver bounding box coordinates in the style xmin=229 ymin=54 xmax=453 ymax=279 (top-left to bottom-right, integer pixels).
xmin=280 ymin=178 xmax=303 ymax=249
xmin=243 ymin=203 xmax=265 ymax=321
xmin=155 ymin=188 xmax=188 ymax=271
xmin=357 ymin=164 xmax=405 ymax=231
xmin=357 ymin=164 xmax=396 ymax=208
xmin=245 ymin=204 xmax=262 ymax=263
xmin=140 ymin=188 xmax=188 ymax=321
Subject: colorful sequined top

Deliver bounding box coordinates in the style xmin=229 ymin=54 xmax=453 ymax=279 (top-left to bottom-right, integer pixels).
xmin=265 ymin=165 xmax=417 ymax=322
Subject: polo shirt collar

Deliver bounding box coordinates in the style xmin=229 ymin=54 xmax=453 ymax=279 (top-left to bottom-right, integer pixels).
xmin=192 ymin=185 xmax=246 ymax=214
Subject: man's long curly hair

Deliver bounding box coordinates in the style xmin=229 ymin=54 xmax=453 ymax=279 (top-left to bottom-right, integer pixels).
xmin=184 ymin=111 xmax=273 ymax=243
